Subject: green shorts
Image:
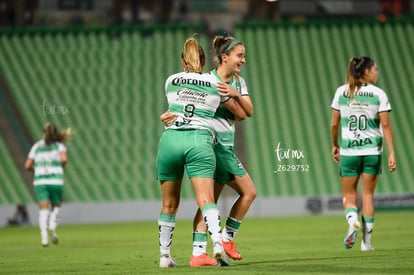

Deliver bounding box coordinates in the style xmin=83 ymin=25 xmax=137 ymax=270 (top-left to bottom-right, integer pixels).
xmin=34 ymin=184 xmax=63 ymax=204
xmin=157 ymin=129 xmax=216 ymax=180
xmin=214 ymin=143 xmax=247 ymax=185
xmin=340 ymin=155 xmax=382 ymax=177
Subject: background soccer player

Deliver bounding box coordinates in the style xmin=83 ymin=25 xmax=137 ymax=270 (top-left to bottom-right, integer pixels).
xmin=330 ymin=56 xmax=396 ymax=251
xmin=25 ymin=123 xmax=72 ymax=247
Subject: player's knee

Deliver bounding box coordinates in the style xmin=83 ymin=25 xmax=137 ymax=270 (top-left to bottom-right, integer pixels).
xmin=249 ymin=188 xmax=257 ymax=201
xmin=241 ymin=188 xmax=256 ymax=203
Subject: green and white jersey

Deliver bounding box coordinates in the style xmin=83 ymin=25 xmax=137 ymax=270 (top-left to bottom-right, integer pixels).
xmin=210 ymin=70 xmax=249 ymax=146
xmin=28 ymin=140 xmax=66 ymax=186
xmin=331 ymin=83 xmax=391 ymax=156
xmin=165 ymin=71 xmax=222 ymax=136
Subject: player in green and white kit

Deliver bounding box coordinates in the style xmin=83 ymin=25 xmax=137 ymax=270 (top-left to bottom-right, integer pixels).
xmin=156 ymin=37 xmax=233 ymax=268
xmin=331 ymin=57 xmax=396 ymax=251
xmin=25 ymin=123 xmax=71 ymax=247
xmin=157 ymin=71 xmax=221 ymax=180
xmin=160 ymin=36 xmax=255 ymax=267
xmin=190 ymin=36 xmax=256 ymax=265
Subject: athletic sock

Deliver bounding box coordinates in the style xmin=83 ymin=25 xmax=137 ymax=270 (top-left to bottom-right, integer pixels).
xmin=158 ymin=213 xmax=176 ymax=257
xmin=344 ymin=207 xmax=358 ymax=226
xmin=48 ymin=206 xmax=61 ymax=233
xmin=362 ymin=216 xmax=374 ymax=245
xmin=222 ymin=217 xmax=242 ymax=242
xmin=201 ymin=203 xmax=222 ymax=244
xmin=39 ymin=208 xmax=50 ymax=244
xmin=192 ymin=231 xmax=208 ymax=256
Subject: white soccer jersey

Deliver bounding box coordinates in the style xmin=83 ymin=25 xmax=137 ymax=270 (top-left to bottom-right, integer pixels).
xmin=331 ymin=83 xmax=391 ymax=156
xmin=165 ymin=71 xmax=222 ymax=135
xmin=210 ymin=70 xmax=249 ymax=146
xmin=28 ymin=140 xmax=66 ymax=186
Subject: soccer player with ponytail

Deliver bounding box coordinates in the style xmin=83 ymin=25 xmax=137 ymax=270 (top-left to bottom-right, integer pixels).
xmin=331 ymin=57 xmax=396 ymax=251
xmin=156 ymin=36 xmax=235 ymax=268
xmin=161 ymin=35 xmax=256 ymax=266
xmin=25 ymin=122 xmax=72 ymax=247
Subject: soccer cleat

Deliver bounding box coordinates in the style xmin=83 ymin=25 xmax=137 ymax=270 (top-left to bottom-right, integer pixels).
xmin=51 ymin=234 xmax=59 ymax=245
xmin=344 ymin=221 xmax=361 ymax=249
xmin=223 ymin=240 xmax=243 ymax=260
xmin=50 ymin=231 xmax=59 ymax=245
xmin=190 ymin=254 xmax=218 ymax=267
xmin=361 ymin=241 xmax=374 ymax=251
xmin=213 ymin=241 xmax=230 ymax=267
xmin=159 ymin=255 xmax=177 ymax=268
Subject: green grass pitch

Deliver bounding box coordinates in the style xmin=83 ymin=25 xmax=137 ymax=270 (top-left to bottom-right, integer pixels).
xmin=0 ymin=211 xmax=413 ymax=274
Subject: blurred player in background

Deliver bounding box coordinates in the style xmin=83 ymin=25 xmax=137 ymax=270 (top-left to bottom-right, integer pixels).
xmin=330 ymin=56 xmax=396 ymax=251
xmin=25 ymin=122 xmax=72 ymax=247
xmin=161 ymin=36 xmax=256 ymax=267
xmin=7 ymin=204 xmax=30 ymax=226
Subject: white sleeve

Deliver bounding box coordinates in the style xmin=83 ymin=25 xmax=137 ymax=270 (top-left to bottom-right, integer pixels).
xmin=27 ymin=144 xmax=37 ymax=159
xmin=239 ymin=76 xmax=249 ymax=96
xmin=331 ymin=87 xmax=342 ymax=110
xmin=378 ymin=89 xmax=392 ymax=112
xmin=58 ymin=143 xmax=67 ymax=152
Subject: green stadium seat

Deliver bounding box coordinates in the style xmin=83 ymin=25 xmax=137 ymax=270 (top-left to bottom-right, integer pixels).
xmin=1 ymin=21 xmax=412 ymax=205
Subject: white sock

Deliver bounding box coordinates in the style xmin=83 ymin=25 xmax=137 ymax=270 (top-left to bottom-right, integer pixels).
xmin=158 ymin=213 xmax=176 ymax=257
xmin=39 ymin=209 xmax=50 ymax=243
xmin=49 ymin=206 xmax=61 ymax=233
xmin=344 ymin=207 xmax=358 ymax=226
xmin=222 ymin=217 xmax=242 ymax=242
xmin=192 ymin=231 xmax=208 ymax=256
xmin=362 ymin=216 xmax=374 ymax=245
xmin=201 ymin=204 xmax=222 ymax=244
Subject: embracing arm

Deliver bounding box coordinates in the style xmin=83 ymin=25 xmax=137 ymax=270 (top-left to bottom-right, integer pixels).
xmin=160 ymin=110 xmax=178 ymax=127
xmin=233 ymin=93 xmax=253 ymax=117
xmin=217 ymin=82 xmax=247 ymax=121
xmin=223 ymin=98 xmax=246 ymax=121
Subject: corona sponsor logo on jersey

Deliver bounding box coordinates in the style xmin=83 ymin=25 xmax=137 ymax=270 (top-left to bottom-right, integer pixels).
xmin=172 ymin=76 xmax=212 ymax=88
xmin=342 ymin=90 xmax=374 ymax=97
xmin=355 ymin=91 xmax=374 ymax=97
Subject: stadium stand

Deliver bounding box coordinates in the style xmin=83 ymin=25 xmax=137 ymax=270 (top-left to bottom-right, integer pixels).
xmin=0 ymin=25 xmax=209 ymax=203
xmin=0 ymin=135 xmax=33 ymax=204
xmin=0 ymin=18 xmax=413 ymax=205
xmin=235 ymin=18 xmax=414 ymax=197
